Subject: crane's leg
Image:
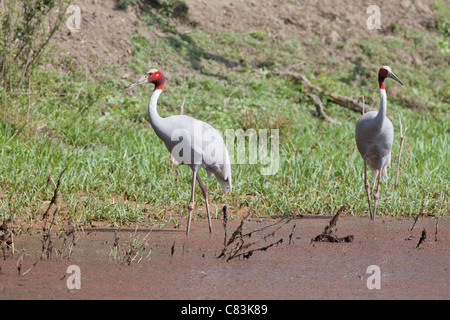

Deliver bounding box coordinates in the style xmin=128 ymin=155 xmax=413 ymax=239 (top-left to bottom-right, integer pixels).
xmin=364 ymin=161 xmax=373 ymax=220
xmin=186 ymin=170 xmax=197 ymax=235
xmin=196 ymin=174 xmax=212 ymax=233
xmin=372 ymin=170 xmax=382 ymax=221
xmin=372 ymin=170 xmax=378 ymax=192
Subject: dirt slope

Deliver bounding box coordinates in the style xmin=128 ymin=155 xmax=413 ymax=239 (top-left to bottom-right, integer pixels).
xmin=186 ymin=0 xmax=433 ymax=36
xmin=52 ymin=0 xmax=437 ymax=73
xmin=53 ymin=0 xmax=156 ymax=75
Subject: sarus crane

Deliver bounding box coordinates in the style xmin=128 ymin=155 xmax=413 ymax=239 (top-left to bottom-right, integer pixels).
xmin=125 ymin=69 xmax=232 ymax=234
xmin=355 ymin=66 xmax=403 ymax=220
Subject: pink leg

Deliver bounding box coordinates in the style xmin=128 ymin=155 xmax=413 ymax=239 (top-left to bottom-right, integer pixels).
xmin=364 ymin=161 xmax=373 ymax=220
xmin=372 ymin=170 xmax=382 ymax=221
xmin=196 ymin=174 xmax=212 ymax=233
xmin=186 ymin=170 xmax=197 ymax=235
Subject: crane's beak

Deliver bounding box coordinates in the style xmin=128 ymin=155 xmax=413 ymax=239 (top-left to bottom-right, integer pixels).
xmin=124 ymin=74 xmax=148 ymax=91
xmin=387 ymin=71 xmax=403 ymax=85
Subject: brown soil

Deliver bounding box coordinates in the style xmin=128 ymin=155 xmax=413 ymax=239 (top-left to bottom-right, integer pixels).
xmin=186 ymin=0 xmax=433 ymax=36
xmin=52 ymin=0 xmax=437 ymax=75
xmin=1 ymin=216 xmax=448 ymax=299
xmin=52 ymin=0 xmax=158 ymax=76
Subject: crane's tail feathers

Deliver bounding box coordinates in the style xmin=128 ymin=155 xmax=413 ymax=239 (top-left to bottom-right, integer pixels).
xmin=381 ymin=166 xmax=389 ymax=180
xmin=205 ymin=166 xmax=232 ymax=194
xmin=372 ymin=167 xmax=389 ymax=181
xmin=371 ymin=169 xmax=378 ymax=181
xmin=381 ymin=153 xmax=391 ymax=180
xmin=217 ymin=176 xmax=232 ymax=195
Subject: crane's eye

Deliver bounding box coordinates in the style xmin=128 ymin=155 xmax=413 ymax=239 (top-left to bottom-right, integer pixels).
xmin=148 ymin=72 xmax=153 ymax=76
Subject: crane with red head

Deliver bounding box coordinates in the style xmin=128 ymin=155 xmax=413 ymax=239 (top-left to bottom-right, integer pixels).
xmin=355 ymin=66 xmax=404 ymax=220
xmin=125 ymin=69 xmax=232 ymax=234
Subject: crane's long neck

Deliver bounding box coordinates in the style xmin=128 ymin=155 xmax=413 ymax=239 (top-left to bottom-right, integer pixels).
xmin=148 ymin=89 xmax=164 ymax=131
xmin=376 ymin=79 xmax=387 ymax=122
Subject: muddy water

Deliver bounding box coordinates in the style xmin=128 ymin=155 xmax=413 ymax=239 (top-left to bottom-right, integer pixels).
xmin=0 ymin=216 xmax=448 ymax=300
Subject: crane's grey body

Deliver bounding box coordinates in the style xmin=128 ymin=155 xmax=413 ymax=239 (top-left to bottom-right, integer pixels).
xmin=148 ymin=89 xmax=232 ymax=194
xmin=355 ymin=66 xmax=403 ymax=221
xmin=355 ymin=90 xmax=393 ymax=180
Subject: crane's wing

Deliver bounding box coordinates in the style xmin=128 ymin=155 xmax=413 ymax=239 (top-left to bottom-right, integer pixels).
xmin=355 ymin=111 xmax=394 ymax=178
xmin=205 ymin=143 xmax=232 ymax=194
xmin=160 ymin=115 xmax=232 ymax=194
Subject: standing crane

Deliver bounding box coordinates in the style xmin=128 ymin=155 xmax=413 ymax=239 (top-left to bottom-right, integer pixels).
xmin=355 ymin=66 xmax=403 ymax=220
xmin=125 ymin=69 xmax=232 ymax=234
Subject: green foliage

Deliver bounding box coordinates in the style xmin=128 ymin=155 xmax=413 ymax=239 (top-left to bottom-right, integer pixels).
xmin=0 ymin=0 xmax=69 ymax=91
xmin=249 ymin=30 xmax=268 ymax=41
xmin=138 ymin=0 xmax=190 ymax=33
xmin=431 ymin=0 xmax=450 ymax=37
xmin=156 ymin=0 xmax=188 ymax=19
xmin=437 ymin=37 xmax=449 ymax=52
xmin=0 ymin=4 xmax=448 ymax=227
xmin=117 ymin=0 xmax=140 ymax=11
xmin=118 ymin=0 xmax=188 ymax=23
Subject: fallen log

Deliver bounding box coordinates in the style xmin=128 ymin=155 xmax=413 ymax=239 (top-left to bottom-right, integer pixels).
xmin=281 ymin=72 xmax=374 ymax=114
xmin=328 ymin=92 xmax=374 ymax=114
xmin=308 ymin=93 xmax=341 ymax=124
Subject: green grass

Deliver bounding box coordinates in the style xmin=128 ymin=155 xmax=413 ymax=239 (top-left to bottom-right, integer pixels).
xmin=0 ymin=9 xmax=448 ymax=227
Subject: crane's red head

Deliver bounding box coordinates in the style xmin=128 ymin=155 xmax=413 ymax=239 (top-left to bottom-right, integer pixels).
xmin=147 ymin=69 xmax=165 ymax=90
xmin=378 ymin=66 xmax=403 ymax=89
xmin=124 ymin=68 xmax=165 ymax=91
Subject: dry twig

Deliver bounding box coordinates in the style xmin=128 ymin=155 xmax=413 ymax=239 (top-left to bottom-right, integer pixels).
xmin=395 ymin=117 xmax=408 ymax=187
xmin=218 ymin=200 xmax=292 ymax=261
xmin=308 ymin=93 xmax=341 ymax=124
xmin=0 ymin=221 xmax=14 ymax=260
xmin=410 ymin=193 xmax=427 ymax=231
xmin=434 ymin=219 xmax=439 ymax=242
xmin=416 ymin=228 xmax=426 ymax=249
xmin=312 ymin=205 xmax=354 ymax=243
xmin=40 ymin=167 xmax=67 ymax=260
xmin=42 ymin=167 xmax=67 ymax=220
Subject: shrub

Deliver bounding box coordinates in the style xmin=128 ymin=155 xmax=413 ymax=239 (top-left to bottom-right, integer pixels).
xmin=0 ymin=0 xmax=69 ymax=91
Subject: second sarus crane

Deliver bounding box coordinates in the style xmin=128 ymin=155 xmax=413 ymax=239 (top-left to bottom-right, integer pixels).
xmin=355 ymin=66 xmax=403 ymax=220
